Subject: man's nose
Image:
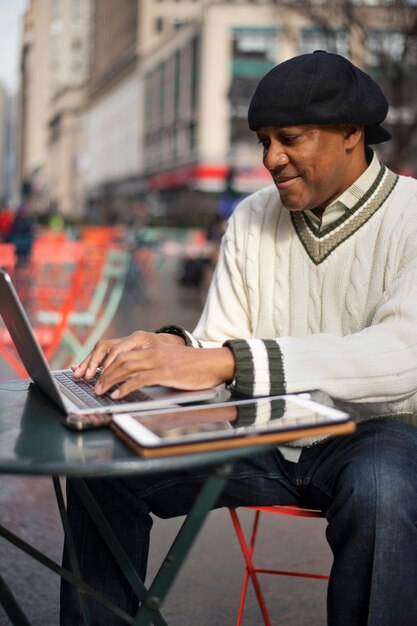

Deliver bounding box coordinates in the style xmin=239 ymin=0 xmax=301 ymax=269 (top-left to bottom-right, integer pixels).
xmin=263 ymin=146 xmax=289 ymax=170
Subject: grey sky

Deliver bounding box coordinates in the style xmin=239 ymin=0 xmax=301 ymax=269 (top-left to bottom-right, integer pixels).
xmin=0 ymin=0 xmax=27 ymax=92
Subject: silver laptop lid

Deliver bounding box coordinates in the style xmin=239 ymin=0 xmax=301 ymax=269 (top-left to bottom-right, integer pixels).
xmin=0 ymin=269 xmax=68 ymax=412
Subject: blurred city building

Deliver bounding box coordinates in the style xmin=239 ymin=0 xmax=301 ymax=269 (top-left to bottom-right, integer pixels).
xmin=137 ymin=1 xmax=276 ymax=226
xmin=19 ymin=0 xmax=93 ymax=217
xmin=0 ymin=85 xmax=17 ymax=205
xmin=17 ymin=0 xmax=417 ymax=224
xmin=0 ymin=83 xmax=7 ymax=203
xmin=6 ymin=92 xmax=20 ymax=205
xmin=85 ymin=0 xmax=141 ymax=223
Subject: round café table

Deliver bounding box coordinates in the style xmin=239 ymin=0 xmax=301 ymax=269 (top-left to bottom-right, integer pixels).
xmin=0 ymin=379 xmax=354 ymax=625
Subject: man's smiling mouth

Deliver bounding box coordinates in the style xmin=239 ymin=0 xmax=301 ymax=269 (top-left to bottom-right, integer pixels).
xmin=273 ymin=174 xmax=301 ymax=188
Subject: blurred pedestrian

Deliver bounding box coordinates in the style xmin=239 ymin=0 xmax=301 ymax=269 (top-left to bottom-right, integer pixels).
xmin=6 ymin=203 xmax=35 ymax=265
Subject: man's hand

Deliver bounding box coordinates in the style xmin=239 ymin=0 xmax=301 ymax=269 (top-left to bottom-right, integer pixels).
xmin=72 ymin=331 xmax=185 ymax=379
xmin=71 ymin=331 xmax=235 ymax=398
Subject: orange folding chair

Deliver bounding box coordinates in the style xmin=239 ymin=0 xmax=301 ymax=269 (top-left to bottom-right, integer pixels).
xmin=35 ymin=248 xmax=130 ymax=369
xmin=28 ymin=239 xmax=85 ymax=309
xmin=0 ymin=251 xmax=86 ymax=378
xmin=229 ymin=505 xmax=329 ymax=626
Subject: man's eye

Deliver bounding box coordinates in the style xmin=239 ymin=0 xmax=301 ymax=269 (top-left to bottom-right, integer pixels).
xmin=282 ymin=135 xmax=298 ymax=144
xmin=257 ymin=138 xmax=269 ymax=149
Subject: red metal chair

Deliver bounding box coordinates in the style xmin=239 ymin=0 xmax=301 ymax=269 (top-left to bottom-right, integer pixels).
xmin=229 ymin=505 xmax=329 ymax=626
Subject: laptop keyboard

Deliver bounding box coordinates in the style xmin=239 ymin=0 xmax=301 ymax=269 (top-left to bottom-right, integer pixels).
xmin=54 ymin=370 xmax=152 ymax=408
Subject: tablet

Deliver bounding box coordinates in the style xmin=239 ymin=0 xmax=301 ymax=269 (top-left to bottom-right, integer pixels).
xmin=110 ymin=394 xmax=353 ymax=457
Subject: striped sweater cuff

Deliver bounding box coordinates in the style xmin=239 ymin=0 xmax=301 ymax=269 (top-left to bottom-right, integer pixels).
xmin=236 ymin=397 xmax=286 ymax=426
xmin=155 ymin=324 xmax=202 ymax=348
xmin=224 ymin=338 xmax=286 ymax=397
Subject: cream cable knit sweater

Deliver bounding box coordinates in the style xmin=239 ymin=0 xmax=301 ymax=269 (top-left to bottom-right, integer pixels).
xmin=187 ymin=162 xmax=417 ymax=422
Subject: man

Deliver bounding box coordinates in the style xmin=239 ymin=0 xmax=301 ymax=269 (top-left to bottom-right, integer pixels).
xmin=61 ymin=51 xmax=417 ymax=625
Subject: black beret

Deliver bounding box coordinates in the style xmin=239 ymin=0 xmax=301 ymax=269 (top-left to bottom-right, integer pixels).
xmin=248 ymin=50 xmax=391 ymax=145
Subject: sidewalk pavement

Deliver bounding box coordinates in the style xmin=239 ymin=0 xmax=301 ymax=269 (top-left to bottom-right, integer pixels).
xmin=0 ymin=253 xmax=330 ymax=625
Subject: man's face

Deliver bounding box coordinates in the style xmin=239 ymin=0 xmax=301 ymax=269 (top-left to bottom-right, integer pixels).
xmin=256 ymin=124 xmax=361 ymax=212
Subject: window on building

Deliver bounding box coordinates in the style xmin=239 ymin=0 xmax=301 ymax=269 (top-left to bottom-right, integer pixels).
xmin=232 ymin=27 xmax=278 ymax=77
xmin=49 ymin=114 xmax=62 ymax=144
xmin=172 ymin=16 xmax=186 ymax=29
xmin=190 ymin=35 xmax=199 ymax=112
xmin=159 ymin=61 xmax=166 ymax=122
xmin=155 ymin=16 xmax=164 ymax=32
xmin=71 ymin=38 xmax=82 ymax=51
xmin=189 ymin=123 xmax=197 ymax=152
xmin=174 ymin=50 xmax=180 ymax=117
xmin=229 ymin=27 xmax=277 ymax=144
xmin=145 ymin=73 xmax=152 ymax=126
xmin=50 ymin=19 xmax=62 ymax=35
xmin=173 ymin=127 xmax=178 ymax=159
xmin=298 ymin=26 xmax=349 ymax=56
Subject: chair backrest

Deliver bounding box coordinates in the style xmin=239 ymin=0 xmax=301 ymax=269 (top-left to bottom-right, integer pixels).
xmin=81 ymin=249 xmax=130 ymax=351
xmin=29 ymin=240 xmax=85 ymax=311
xmin=86 ymin=249 xmax=130 ymax=319
xmin=50 ymin=248 xmax=131 ymax=368
xmin=41 ymin=256 xmax=87 ymax=362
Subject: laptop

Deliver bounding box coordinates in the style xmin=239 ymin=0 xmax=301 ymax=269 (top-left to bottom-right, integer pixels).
xmin=0 ymin=269 xmax=218 ymax=420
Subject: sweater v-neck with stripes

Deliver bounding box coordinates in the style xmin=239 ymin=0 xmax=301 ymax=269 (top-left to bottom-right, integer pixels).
xmin=168 ymin=155 xmax=417 ymax=428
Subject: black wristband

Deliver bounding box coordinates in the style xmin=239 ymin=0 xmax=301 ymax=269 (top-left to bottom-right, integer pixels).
xmin=155 ymin=324 xmax=191 ymax=346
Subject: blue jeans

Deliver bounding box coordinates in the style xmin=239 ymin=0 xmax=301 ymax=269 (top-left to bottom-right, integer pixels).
xmin=60 ymin=419 xmax=417 ymax=625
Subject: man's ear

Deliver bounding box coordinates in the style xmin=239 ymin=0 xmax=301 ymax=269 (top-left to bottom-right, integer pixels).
xmin=342 ymin=124 xmax=364 ymax=149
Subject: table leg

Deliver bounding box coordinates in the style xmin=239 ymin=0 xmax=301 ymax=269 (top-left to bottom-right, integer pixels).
xmin=0 ymin=573 xmax=31 ymax=626
xmin=71 ymin=478 xmax=168 ymax=626
xmin=131 ymin=462 xmax=233 ymax=626
xmin=53 ymin=477 xmax=92 ymax=625
xmin=0 ymin=461 xmax=232 ymax=626
xmin=72 ymin=461 xmax=233 ymax=626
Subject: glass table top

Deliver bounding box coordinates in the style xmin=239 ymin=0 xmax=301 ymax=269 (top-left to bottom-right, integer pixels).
xmin=0 ymin=379 xmax=279 ymax=477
